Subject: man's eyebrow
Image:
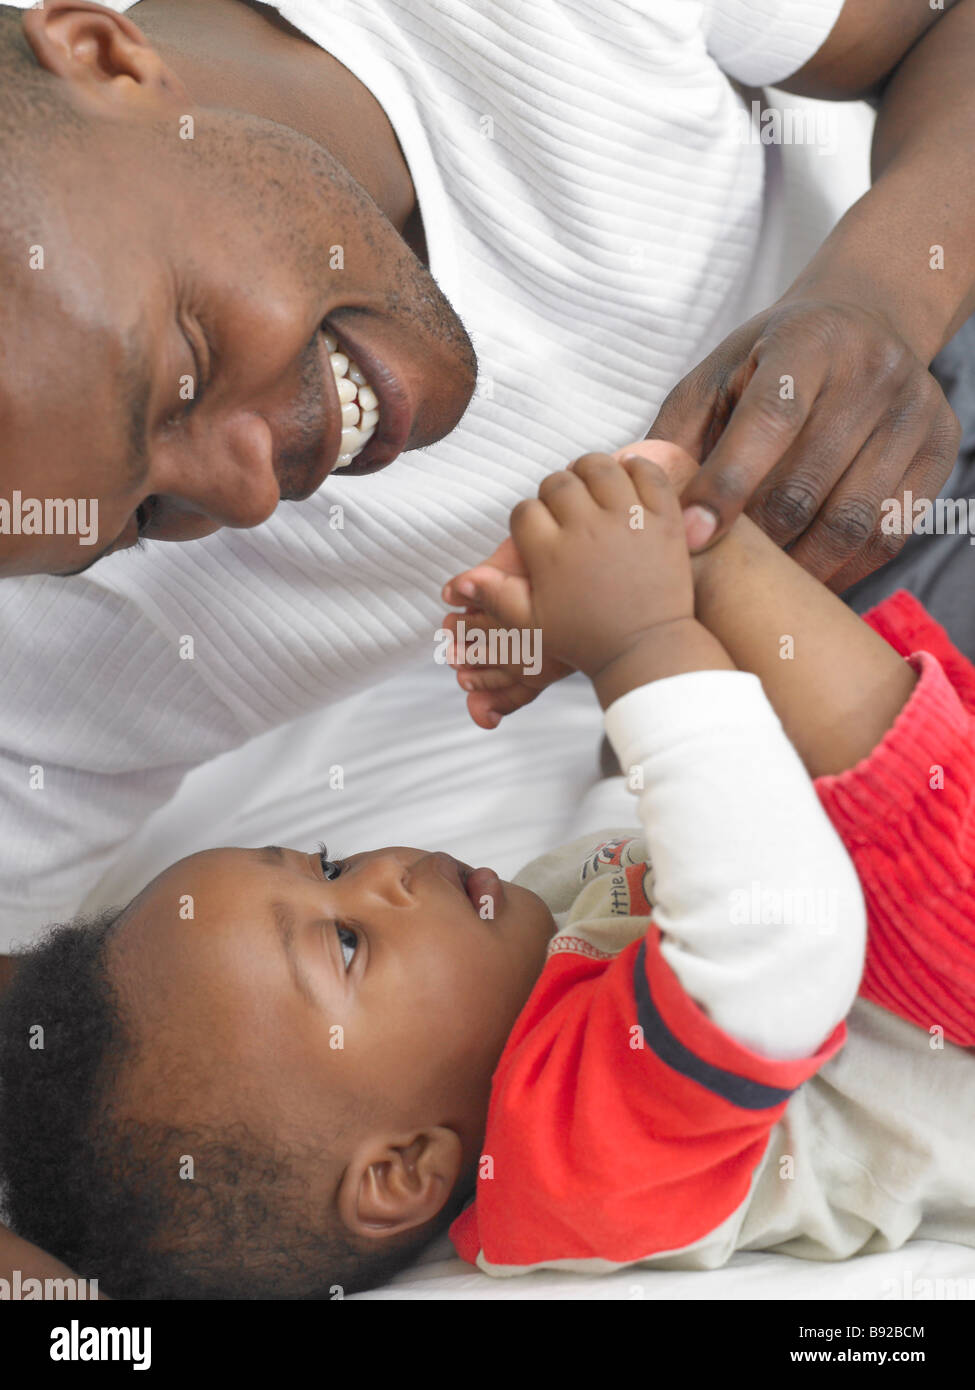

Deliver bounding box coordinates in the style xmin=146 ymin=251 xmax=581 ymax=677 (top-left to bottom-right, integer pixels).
xmin=272 ymin=899 xmax=322 ymax=1007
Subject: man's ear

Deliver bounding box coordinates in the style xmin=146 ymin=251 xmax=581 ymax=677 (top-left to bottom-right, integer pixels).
xmin=21 ymin=2 xmax=188 ymax=114
xmin=336 ymin=1127 xmax=465 ymax=1241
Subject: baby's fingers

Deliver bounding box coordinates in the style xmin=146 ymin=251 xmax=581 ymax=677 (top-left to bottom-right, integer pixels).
xmin=618 ymin=455 xmax=683 ymax=521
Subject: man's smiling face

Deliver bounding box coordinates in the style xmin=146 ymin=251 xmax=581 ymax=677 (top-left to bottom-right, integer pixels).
xmin=0 ymin=12 xmax=477 ymax=577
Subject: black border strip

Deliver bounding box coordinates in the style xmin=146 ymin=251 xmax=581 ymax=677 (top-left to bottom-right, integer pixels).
xmin=633 ymin=941 xmax=795 ymax=1110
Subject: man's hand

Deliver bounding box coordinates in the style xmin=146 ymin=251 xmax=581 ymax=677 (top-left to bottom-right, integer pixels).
xmin=650 ymin=296 xmax=962 ymax=592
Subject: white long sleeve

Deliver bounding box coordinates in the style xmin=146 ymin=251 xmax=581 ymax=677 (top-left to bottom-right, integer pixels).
xmin=604 ymin=670 xmax=866 ymax=1060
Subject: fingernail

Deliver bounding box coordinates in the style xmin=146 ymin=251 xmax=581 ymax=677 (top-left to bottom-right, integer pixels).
xmin=485 ymin=711 xmax=501 ymax=729
xmin=454 ymin=579 xmax=476 ymax=599
xmin=683 ymin=505 xmax=717 ymax=550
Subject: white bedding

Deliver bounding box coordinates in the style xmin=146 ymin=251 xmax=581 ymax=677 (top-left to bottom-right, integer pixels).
xmin=364 ymin=1233 xmax=975 ymax=1301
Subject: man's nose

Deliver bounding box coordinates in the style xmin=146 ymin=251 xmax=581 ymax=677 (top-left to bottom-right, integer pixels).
xmin=164 ymin=411 xmax=282 ymax=529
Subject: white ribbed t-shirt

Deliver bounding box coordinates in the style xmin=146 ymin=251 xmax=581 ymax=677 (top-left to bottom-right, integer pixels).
xmin=0 ymin=0 xmax=848 ymax=942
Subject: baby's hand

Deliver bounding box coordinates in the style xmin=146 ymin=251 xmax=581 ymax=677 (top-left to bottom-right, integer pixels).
xmin=511 ymin=452 xmax=694 ymax=681
xmin=441 ymin=442 xmax=698 ymax=727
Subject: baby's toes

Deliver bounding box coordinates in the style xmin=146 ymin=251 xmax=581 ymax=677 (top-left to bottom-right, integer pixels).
xmin=456 ymin=666 xmax=517 ymax=693
xmin=468 ymin=682 xmax=540 ymax=728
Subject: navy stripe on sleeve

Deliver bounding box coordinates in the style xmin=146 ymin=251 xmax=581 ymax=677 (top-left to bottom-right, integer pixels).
xmin=633 ymin=941 xmax=795 ymax=1110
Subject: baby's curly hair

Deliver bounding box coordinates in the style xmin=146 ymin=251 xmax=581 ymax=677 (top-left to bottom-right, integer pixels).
xmin=0 ymin=911 xmax=461 ymax=1298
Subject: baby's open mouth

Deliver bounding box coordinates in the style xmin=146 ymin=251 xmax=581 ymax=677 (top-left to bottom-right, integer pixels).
xmin=323 ymin=330 xmax=380 ymax=468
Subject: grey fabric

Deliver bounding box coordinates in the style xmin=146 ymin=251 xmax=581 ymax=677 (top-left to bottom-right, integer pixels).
xmin=841 ymin=314 xmax=975 ymax=658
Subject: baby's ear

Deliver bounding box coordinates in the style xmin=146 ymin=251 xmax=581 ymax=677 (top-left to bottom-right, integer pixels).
xmin=337 ymin=1128 xmax=463 ymax=1241
xmin=612 ymin=440 xmax=699 ymax=491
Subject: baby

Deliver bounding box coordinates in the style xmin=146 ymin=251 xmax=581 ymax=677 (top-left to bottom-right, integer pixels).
xmin=1 ymin=443 xmax=973 ymax=1298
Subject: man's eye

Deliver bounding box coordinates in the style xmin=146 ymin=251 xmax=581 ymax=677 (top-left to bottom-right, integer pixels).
xmin=318 ymin=843 xmax=343 ymax=880
xmin=175 ymin=321 xmax=207 ymax=419
xmin=135 ymin=499 xmax=156 ymax=539
xmin=337 ymin=924 xmax=357 ymax=970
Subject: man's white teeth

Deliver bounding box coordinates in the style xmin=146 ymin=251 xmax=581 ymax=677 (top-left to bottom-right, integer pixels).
xmin=323 ymin=330 xmax=379 ymax=470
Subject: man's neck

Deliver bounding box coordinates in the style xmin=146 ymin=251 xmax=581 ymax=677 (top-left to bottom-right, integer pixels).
xmin=127 ymin=0 xmax=417 ymax=237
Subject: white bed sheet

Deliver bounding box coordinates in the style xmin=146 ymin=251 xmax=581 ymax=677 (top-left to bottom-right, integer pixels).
xmin=361 ymin=1233 xmax=975 ymax=1301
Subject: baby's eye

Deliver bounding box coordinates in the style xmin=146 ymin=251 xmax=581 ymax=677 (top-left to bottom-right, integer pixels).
xmin=318 ymin=843 xmax=343 ymax=880
xmin=336 ymin=924 xmax=357 ymax=970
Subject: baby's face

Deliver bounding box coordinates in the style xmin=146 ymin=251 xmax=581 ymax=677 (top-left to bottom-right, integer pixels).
xmin=109 ymin=843 xmax=556 ymax=1169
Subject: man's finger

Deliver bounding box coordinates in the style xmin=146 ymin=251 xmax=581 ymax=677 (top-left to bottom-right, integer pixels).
xmin=679 ymin=345 xmax=829 ymax=551
xmin=824 ymin=465 xmax=925 ymax=593
xmin=644 ymin=362 xmax=724 ymax=459
xmin=784 ymin=398 xmax=940 ymax=581
xmin=825 ymin=415 xmax=962 ymax=591
xmin=745 ymin=390 xmax=884 ymax=550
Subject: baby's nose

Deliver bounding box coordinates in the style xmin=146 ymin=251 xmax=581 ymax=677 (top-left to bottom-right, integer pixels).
xmin=363 ymin=850 xmax=417 ymax=906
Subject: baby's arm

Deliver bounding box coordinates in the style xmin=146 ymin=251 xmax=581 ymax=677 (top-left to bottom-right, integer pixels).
xmin=692 ymin=517 xmax=917 ymax=777
xmin=616 ymin=443 xmax=919 ymax=778
xmin=505 ymin=455 xmax=865 ymax=1061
